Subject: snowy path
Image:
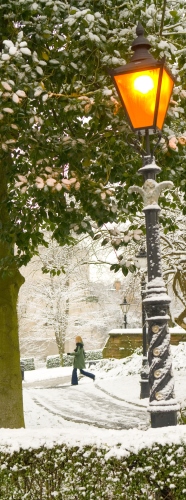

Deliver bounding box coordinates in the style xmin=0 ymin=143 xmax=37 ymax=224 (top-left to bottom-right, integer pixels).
xmin=23 ymin=378 xmax=149 ymax=430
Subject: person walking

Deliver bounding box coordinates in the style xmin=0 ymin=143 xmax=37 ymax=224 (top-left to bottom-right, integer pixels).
xmin=67 ymin=336 xmax=95 ymax=386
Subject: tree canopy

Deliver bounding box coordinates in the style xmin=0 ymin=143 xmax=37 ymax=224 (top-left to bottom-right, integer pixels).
xmin=1 ymin=0 xmax=186 ymax=271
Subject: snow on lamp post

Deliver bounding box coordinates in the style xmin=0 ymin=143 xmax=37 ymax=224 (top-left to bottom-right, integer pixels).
xmin=135 ymin=246 xmax=149 ymax=399
xmin=120 ymin=297 xmax=130 ymax=329
xmin=108 ymin=22 xmax=179 ymax=427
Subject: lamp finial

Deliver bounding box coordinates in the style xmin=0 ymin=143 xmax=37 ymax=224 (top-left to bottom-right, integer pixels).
xmin=136 ymin=22 xmax=144 ymax=37
xmin=131 ymin=21 xmax=153 ymax=63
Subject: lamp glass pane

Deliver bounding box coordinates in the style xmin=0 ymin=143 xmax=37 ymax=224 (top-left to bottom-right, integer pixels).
xmin=157 ymin=68 xmax=174 ymax=130
xmin=135 ymin=256 xmax=147 ymax=270
xmin=120 ymin=301 xmax=130 ymax=313
xmin=114 ymin=68 xmax=160 ymax=129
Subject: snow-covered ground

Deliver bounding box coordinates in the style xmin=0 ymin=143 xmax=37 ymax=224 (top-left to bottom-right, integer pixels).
xmin=1 ymin=343 xmax=186 ymax=456
xmin=23 ymin=342 xmax=186 ymax=410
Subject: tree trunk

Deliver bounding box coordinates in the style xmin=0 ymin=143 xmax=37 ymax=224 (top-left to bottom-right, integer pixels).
xmin=0 ymin=160 xmax=25 ymax=427
xmin=0 ymin=259 xmax=25 ymax=428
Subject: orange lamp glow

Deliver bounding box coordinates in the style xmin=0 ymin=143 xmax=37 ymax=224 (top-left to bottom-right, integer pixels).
xmin=108 ymin=23 xmax=175 ymax=133
xmin=134 ymin=75 xmax=154 ymax=93
xmin=113 ymin=65 xmax=174 ymax=131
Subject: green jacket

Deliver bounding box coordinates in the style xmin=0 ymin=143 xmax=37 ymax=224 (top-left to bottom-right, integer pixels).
xmin=68 ymin=343 xmax=85 ymax=369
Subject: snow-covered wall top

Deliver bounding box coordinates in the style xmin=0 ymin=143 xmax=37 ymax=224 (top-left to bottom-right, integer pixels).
xmin=109 ymin=328 xmax=186 ymax=335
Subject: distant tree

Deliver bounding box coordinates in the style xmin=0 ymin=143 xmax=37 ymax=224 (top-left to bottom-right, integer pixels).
xmin=18 ymin=237 xmax=124 ymax=362
xmin=159 ymin=207 xmax=186 ymax=328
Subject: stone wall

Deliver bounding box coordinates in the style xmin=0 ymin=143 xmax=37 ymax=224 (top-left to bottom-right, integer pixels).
xmin=103 ymin=328 xmax=186 ymax=359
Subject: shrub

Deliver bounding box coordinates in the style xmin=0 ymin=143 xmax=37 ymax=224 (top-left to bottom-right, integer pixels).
xmin=20 ymin=357 xmax=35 ymax=371
xmin=0 ymin=442 xmax=186 ymax=499
xmin=46 ymin=355 xmax=61 ymax=368
xmin=84 ymin=349 xmax=103 ymax=361
xmin=46 ymin=350 xmax=103 ymax=369
xmin=46 ymin=354 xmax=72 ymax=368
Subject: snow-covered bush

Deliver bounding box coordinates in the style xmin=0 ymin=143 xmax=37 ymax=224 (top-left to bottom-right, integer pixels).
xmin=20 ymin=357 xmax=35 ymax=371
xmin=84 ymin=349 xmax=103 ymax=361
xmin=46 ymin=354 xmax=73 ymax=368
xmin=46 ymin=355 xmax=61 ymax=368
xmin=46 ymin=350 xmax=103 ymax=368
xmin=0 ymin=441 xmax=186 ymax=499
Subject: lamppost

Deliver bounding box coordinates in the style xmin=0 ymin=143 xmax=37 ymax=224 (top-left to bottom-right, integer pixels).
xmin=135 ymin=246 xmax=149 ymax=399
xmin=120 ymin=297 xmax=130 ymax=328
xmin=108 ymin=22 xmax=179 ymax=427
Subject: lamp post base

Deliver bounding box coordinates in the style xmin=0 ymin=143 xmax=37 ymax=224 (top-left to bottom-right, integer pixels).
xmin=140 ymin=356 xmax=150 ymax=399
xmin=150 ymin=411 xmax=177 ymax=428
xmin=140 ymin=379 xmax=150 ymax=399
xmin=148 ymin=400 xmax=179 ymax=428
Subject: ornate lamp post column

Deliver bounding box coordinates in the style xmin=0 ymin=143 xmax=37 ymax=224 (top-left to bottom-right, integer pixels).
xmin=135 ymin=247 xmax=149 ymax=399
xmin=108 ymin=22 xmax=179 ymax=427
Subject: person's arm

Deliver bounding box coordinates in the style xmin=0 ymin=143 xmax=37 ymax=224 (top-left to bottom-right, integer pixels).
xmin=67 ymin=346 xmax=81 ymax=357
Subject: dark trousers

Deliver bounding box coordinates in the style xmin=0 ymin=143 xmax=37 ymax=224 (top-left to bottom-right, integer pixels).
xmin=71 ymin=368 xmax=95 ymax=385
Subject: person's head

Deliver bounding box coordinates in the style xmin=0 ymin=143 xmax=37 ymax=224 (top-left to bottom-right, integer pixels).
xmin=76 ymin=335 xmax=83 ymax=344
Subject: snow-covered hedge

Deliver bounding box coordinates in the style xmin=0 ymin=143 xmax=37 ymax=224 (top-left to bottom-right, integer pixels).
xmin=0 ymin=441 xmax=186 ymax=499
xmin=20 ymin=357 xmax=35 ymax=371
xmin=85 ymin=349 xmax=102 ymax=361
xmin=46 ymin=350 xmax=103 ymax=369
xmin=46 ymin=355 xmax=62 ymax=368
xmin=46 ymin=354 xmax=73 ymax=368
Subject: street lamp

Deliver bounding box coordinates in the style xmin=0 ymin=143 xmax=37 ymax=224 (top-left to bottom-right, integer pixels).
xmin=108 ymin=23 xmax=174 ymax=134
xmin=120 ymin=297 xmax=130 ymax=328
xmin=135 ymin=246 xmax=149 ymax=399
xmin=108 ymin=22 xmax=179 ymax=427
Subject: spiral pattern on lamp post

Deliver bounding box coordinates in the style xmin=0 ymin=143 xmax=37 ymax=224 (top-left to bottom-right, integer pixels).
xmin=129 ymin=160 xmax=179 ymax=427
xmin=145 ymin=296 xmax=175 ymax=403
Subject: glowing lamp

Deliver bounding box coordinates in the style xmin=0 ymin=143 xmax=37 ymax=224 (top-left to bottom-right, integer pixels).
xmin=108 ymin=22 xmax=175 ymax=133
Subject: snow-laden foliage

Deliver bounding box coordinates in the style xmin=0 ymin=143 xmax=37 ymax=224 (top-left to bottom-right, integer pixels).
xmin=46 ymin=349 xmax=102 ymax=368
xmin=160 ymin=207 xmax=186 ymax=328
xmin=1 ymin=0 xmax=186 ymax=429
xmin=1 ymin=0 xmax=186 ymax=269
xmin=20 ymin=357 xmax=35 ymax=371
xmin=0 ymin=440 xmax=186 ymax=499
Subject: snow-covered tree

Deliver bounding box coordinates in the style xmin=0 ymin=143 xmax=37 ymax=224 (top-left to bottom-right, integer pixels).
xmin=1 ymin=0 xmax=186 ymax=427
xmin=159 ymin=207 xmax=186 ymax=328
xmin=18 ymin=237 xmax=125 ymax=363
